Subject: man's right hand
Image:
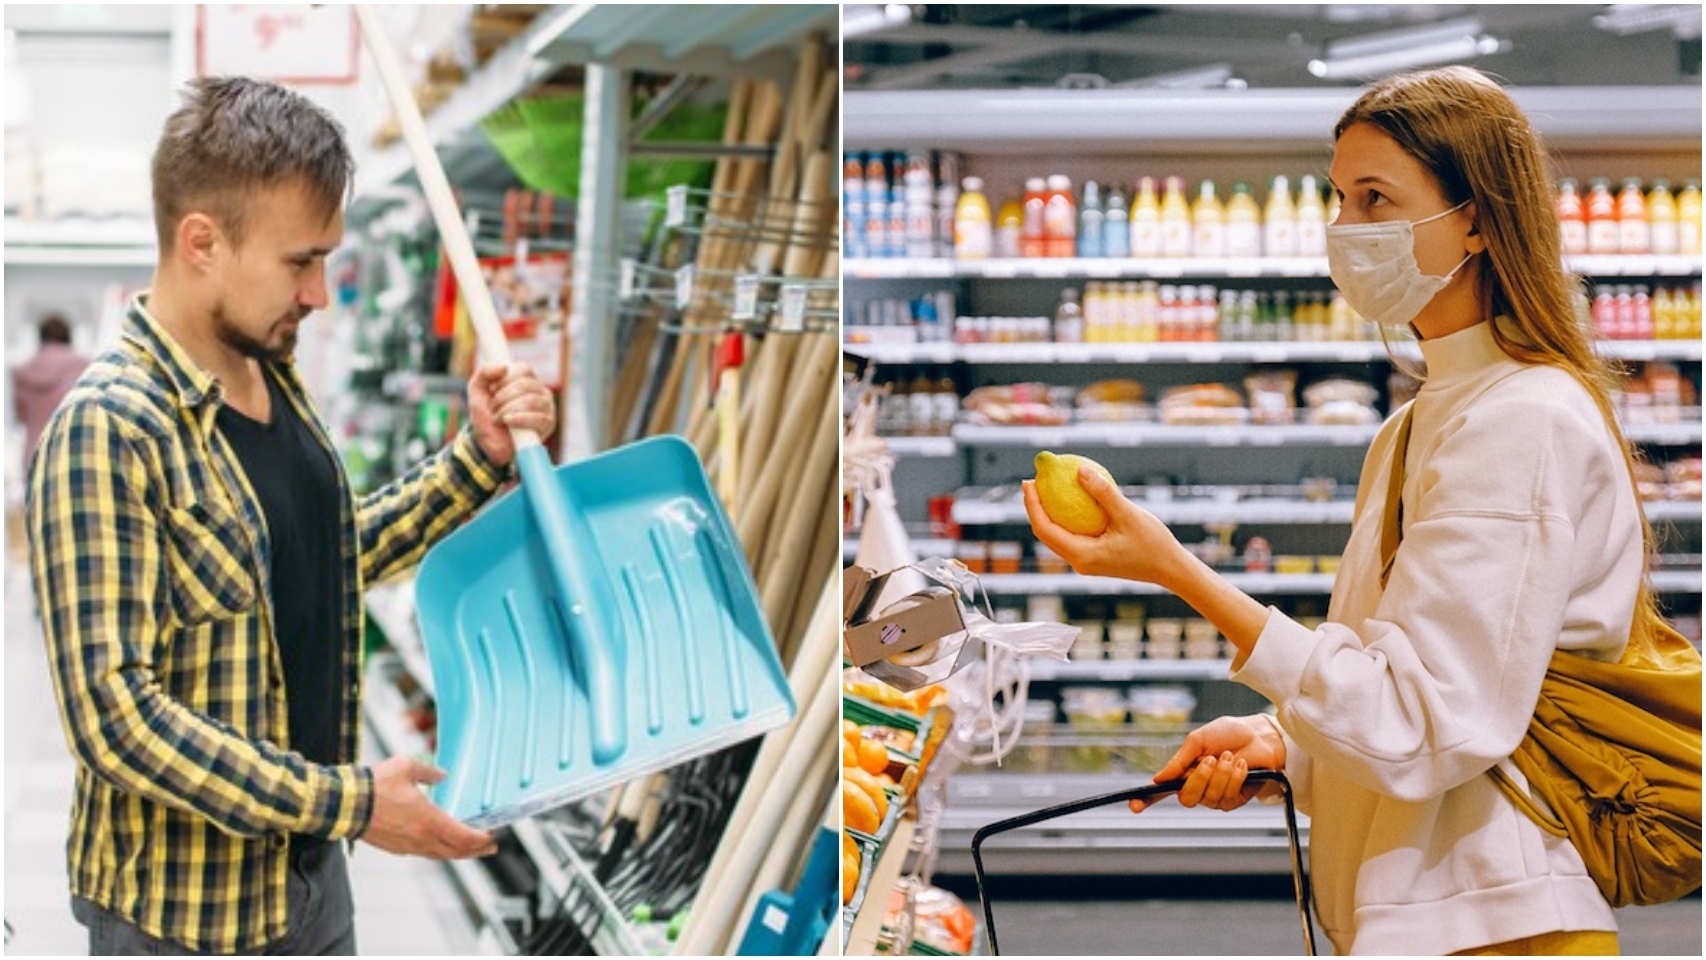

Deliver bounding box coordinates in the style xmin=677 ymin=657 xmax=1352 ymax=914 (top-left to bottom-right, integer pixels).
xmin=360 ymin=756 xmax=497 ymax=859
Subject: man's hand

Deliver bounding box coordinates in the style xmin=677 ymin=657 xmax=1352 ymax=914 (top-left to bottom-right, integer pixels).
xmin=360 ymin=756 xmax=497 ymax=859
xmin=468 ymin=363 xmax=557 ymax=467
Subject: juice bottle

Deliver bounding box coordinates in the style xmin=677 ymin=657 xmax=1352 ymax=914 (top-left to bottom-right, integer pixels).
xmin=1129 ymin=177 xmax=1162 ymax=258
xmin=1118 ymin=281 xmax=1140 ymax=341
xmin=1648 ymin=180 xmax=1679 ymax=256
xmin=1137 ymin=281 xmax=1161 ymax=341
xmin=1054 ymin=287 xmax=1084 ymax=343
xmin=1631 ymin=285 xmax=1654 ymax=339
xmin=1295 ymin=174 xmax=1327 ymax=257
xmin=1159 ymin=176 xmax=1193 ymax=258
xmin=1591 ymin=285 xmax=1616 ymax=338
xmin=1263 ymin=175 xmax=1298 ymax=258
xmin=1225 ymin=181 xmax=1262 ymax=258
xmin=1043 ymin=174 xmax=1077 ymax=258
xmin=995 ymin=197 xmax=1024 ymax=258
xmin=1078 ymin=181 xmax=1105 ymax=258
xmin=1103 ymin=183 xmax=1130 ymax=258
xmin=1191 ymin=179 xmax=1226 ymax=259
xmin=1021 ymin=177 xmax=1048 ymax=258
xmin=1586 ymin=178 xmax=1620 ymax=255
xmin=1081 ymin=282 xmax=1104 ymax=341
xmin=1676 ymin=180 xmax=1702 ymax=255
xmin=1157 ymin=284 xmax=1179 ymax=341
xmin=953 ymin=176 xmax=993 ymax=260
xmin=1618 ymin=177 xmax=1650 ymax=255
xmin=1555 ymin=178 xmax=1588 ymax=256
xmin=1652 ymin=286 xmax=1674 ymax=340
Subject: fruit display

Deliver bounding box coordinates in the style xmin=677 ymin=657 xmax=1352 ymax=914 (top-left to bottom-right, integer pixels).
xmin=1033 ymin=451 xmax=1116 ymax=536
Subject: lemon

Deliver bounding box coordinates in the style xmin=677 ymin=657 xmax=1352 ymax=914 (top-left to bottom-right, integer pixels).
xmin=1034 ymin=451 xmax=1117 ymax=536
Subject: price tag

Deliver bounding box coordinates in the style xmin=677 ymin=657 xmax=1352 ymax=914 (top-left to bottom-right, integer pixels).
xmin=618 ymin=258 xmax=636 ymax=299
xmin=665 ymin=185 xmax=689 ymax=228
xmin=733 ymin=274 xmax=760 ymax=320
xmin=675 ymin=264 xmax=695 ymax=308
xmin=779 ymin=283 xmax=807 ymax=331
xmin=980 ymin=260 xmax=1019 ymax=279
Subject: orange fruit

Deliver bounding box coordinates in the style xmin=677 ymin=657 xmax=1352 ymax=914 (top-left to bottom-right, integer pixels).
xmin=842 ymin=739 xmax=858 ymax=768
xmin=842 ymin=781 xmax=879 ymax=834
xmin=844 ymin=766 xmax=891 ymax=822
xmin=857 ymin=737 xmax=891 ymax=777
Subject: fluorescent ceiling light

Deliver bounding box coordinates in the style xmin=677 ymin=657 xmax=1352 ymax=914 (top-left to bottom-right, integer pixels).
xmin=843 ymin=4 xmax=912 ymax=40
xmin=1309 ymin=32 xmax=1510 ymax=80
xmin=1324 ymin=17 xmax=1485 ymax=60
xmin=1593 ymin=4 xmax=1702 ymax=39
xmin=1117 ymin=63 xmax=1238 ymax=90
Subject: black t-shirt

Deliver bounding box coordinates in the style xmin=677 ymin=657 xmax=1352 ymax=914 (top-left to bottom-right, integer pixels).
xmin=215 ymin=369 xmax=344 ymax=779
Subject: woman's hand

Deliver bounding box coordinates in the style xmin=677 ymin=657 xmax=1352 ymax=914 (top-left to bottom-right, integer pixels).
xmin=1023 ymin=465 xmax=1189 ymax=586
xmin=1130 ymin=714 xmax=1287 ymax=813
xmin=468 ymin=363 xmax=556 ymax=467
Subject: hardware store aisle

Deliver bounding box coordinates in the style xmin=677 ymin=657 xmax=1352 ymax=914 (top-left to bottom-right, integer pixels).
xmin=4 ymin=540 xmax=480 ymax=956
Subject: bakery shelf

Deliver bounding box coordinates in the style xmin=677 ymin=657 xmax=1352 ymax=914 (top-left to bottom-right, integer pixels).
xmin=975 ymin=572 xmax=1337 ymax=596
xmin=844 ymin=817 xmax=916 ymax=955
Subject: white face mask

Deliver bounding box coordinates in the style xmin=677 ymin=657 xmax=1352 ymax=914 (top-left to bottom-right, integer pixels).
xmin=1326 ymin=199 xmax=1473 ymax=327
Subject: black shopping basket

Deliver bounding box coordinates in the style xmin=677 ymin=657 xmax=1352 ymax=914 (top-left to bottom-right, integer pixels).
xmin=970 ymin=769 xmax=1316 ymax=956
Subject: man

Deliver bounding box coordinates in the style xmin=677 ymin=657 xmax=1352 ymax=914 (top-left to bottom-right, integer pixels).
xmin=26 ymin=77 xmax=557 ymax=955
xmin=11 ymin=312 xmax=91 ymax=470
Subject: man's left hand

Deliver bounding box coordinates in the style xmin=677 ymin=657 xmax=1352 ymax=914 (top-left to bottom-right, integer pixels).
xmin=468 ymin=363 xmax=556 ymax=467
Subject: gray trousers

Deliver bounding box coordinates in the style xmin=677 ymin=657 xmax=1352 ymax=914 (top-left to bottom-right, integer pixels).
xmin=72 ymin=840 xmax=356 ymax=956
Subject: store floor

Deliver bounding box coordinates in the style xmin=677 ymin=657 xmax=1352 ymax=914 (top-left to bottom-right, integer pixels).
xmin=3 ymin=545 xmax=481 ymax=956
xmin=939 ymin=870 xmax=1703 ymax=956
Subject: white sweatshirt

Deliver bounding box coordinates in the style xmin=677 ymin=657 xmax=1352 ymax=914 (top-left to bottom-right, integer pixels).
xmin=1233 ymin=319 xmax=1639 ymax=955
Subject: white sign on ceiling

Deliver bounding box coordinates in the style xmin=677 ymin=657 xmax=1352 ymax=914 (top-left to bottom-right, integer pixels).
xmin=197 ymin=5 xmax=359 ymax=84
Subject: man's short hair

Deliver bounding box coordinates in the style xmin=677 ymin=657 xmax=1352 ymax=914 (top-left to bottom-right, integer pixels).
xmin=39 ymin=313 xmax=72 ymax=346
xmin=150 ymin=76 xmax=353 ymax=251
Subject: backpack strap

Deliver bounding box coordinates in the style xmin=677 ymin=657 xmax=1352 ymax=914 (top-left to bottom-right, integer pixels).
xmin=1379 ymin=404 xmax=1417 ymax=591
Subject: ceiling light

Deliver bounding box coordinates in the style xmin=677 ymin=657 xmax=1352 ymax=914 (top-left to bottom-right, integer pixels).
xmin=1594 ymin=4 xmax=1702 ymax=40
xmin=843 ymin=4 xmax=912 ymax=40
xmin=1309 ymin=32 xmax=1510 ymax=80
xmin=1117 ymin=63 xmax=1238 ymax=90
xmin=1323 ymin=17 xmax=1485 ymax=60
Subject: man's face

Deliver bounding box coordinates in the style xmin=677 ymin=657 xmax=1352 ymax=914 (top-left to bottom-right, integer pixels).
xmin=210 ymin=180 xmax=343 ymax=362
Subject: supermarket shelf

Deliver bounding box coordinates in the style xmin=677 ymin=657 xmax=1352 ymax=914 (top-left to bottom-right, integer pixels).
xmin=845 ymin=338 xmax=1705 ymax=366
xmin=954 ymin=495 xmax=1356 ymax=527
xmin=934 ymin=773 xmax=1308 ymax=877
xmin=952 ymin=422 xmax=1382 ymax=449
xmin=365 ymin=580 xmax=434 ymax=698
xmin=1652 ymin=570 xmax=1703 ymax=593
xmin=879 ymin=435 xmax=960 ymax=458
xmin=976 ymin=572 xmax=1337 ymax=596
xmin=843 ymin=538 xmax=959 ymax=562
xmin=1647 ymin=501 xmax=1706 ymax=524
xmin=1028 ymin=658 xmax=1232 ymax=682
xmin=3 ymin=217 xmax=157 ymax=267
xmin=845 ymin=818 xmax=915 ymax=956
xmin=362 ymin=652 xmax=433 ymax=760
xmin=843 ymin=254 xmax=1702 ymax=282
xmin=1624 ymin=418 xmax=1704 ymax=446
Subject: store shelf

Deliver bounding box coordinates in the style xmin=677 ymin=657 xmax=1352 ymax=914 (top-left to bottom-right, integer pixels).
xmin=843 ymin=538 xmax=959 ymax=563
xmin=953 ymin=494 xmax=1355 ymax=527
xmin=365 ymin=580 xmax=435 ymax=698
xmin=352 ymin=4 xmax=836 ymax=210
xmin=1027 ymin=658 xmax=1232 ymax=682
xmin=844 ymin=818 xmax=915 ymax=956
xmin=934 ymin=772 xmax=1308 ymax=878
xmin=1652 ymin=570 xmax=1703 ymax=593
xmin=952 ymin=422 xmax=1382 ymax=449
xmin=1624 ymin=417 xmax=1704 ymax=446
xmin=879 ymin=435 xmax=960 ymax=458
xmin=3 ymin=216 xmax=157 ymax=267
xmin=843 ymin=254 xmax=1702 ymax=282
xmin=976 ymin=572 xmax=1337 ymax=596
xmin=1647 ymin=501 xmax=1706 ymax=524
xmin=845 ymin=338 xmax=1704 ymax=366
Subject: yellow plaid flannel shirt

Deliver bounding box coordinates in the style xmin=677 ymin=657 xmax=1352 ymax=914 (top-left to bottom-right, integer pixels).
xmin=26 ymin=296 xmax=510 ymax=952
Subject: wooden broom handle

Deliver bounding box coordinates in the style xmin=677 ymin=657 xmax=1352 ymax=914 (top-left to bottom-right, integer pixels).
xmin=355 ymin=5 xmax=542 ymax=451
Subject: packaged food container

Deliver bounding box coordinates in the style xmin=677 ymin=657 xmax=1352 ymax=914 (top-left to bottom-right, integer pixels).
xmin=1317 ymin=555 xmax=1341 ymax=575
xmin=1147 ymin=618 xmax=1183 ymax=644
xmin=1128 ymin=685 xmax=1196 ymax=772
xmin=1115 ymin=601 xmax=1147 ymax=622
xmin=1033 ymin=542 xmax=1070 ymax=574
xmin=956 ymin=540 xmax=988 ymax=573
xmin=1062 ymin=687 xmax=1127 ymax=772
xmin=1275 ymin=555 xmax=1315 ymax=575
xmin=1184 ymin=618 xmax=1218 ymax=645
xmin=1185 ymin=637 xmax=1222 ymax=660
xmin=1009 ymin=700 xmax=1058 ymax=773
xmin=1027 ymin=594 xmax=1065 ymax=623
xmin=1070 ymin=620 xmax=1105 ymax=662
xmin=989 ymin=541 xmax=1023 ymax=574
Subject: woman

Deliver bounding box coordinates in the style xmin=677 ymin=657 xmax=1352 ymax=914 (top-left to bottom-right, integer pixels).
xmin=1026 ymin=67 xmax=1652 ymax=956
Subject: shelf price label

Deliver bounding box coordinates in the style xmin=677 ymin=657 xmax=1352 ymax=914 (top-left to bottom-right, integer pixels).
xmin=618 ymin=258 xmax=637 ymax=299
xmin=665 ymin=185 xmax=690 ymax=229
xmin=675 ymin=264 xmax=695 ymax=309
xmin=779 ymin=282 xmax=807 ymax=331
xmin=733 ymin=274 xmax=760 ymax=320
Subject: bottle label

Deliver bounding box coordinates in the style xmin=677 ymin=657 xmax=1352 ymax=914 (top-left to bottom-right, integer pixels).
xmin=955 ymin=221 xmax=993 ymax=259
xmin=1131 ymin=219 xmax=1161 ymax=257
xmin=1619 ymin=219 xmax=1651 ymax=255
xmin=1296 ymin=219 xmax=1326 ymax=258
xmin=1226 ymin=223 xmax=1261 ymax=259
xmin=1559 ymin=220 xmax=1588 ymax=256
xmin=1588 ymin=220 xmax=1620 ymax=255
xmin=1651 ymin=222 xmax=1679 ymax=256
xmin=1161 ymin=219 xmax=1192 ymax=257
xmin=1264 ymin=221 xmax=1297 ymax=258
xmin=1192 ymin=223 xmax=1225 ymax=258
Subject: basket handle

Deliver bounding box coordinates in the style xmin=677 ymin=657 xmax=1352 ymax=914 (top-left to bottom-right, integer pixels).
xmin=970 ymin=769 xmax=1316 ymax=956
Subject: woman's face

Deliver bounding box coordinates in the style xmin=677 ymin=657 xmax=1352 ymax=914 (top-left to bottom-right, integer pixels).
xmin=1327 ymin=122 xmax=1484 ymax=279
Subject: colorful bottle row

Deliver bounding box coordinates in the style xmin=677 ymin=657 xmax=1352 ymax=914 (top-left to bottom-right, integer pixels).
xmin=1062 ymin=283 xmax=1371 ymax=344
xmin=1589 ymin=284 xmax=1704 ymax=341
xmin=843 ymin=150 xmax=964 ymax=259
xmin=1557 ymin=178 xmax=1703 ymax=256
xmin=950 ymin=174 xmax=1337 ymax=261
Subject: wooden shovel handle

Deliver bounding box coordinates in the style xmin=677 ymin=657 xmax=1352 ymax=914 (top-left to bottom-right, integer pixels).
xmin=355 ymin=5 xmax=541 ymax=451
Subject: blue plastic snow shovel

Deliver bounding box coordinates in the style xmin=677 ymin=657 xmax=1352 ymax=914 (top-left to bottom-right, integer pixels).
xmin=357 ymin=7 xmax=795 ymax=829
